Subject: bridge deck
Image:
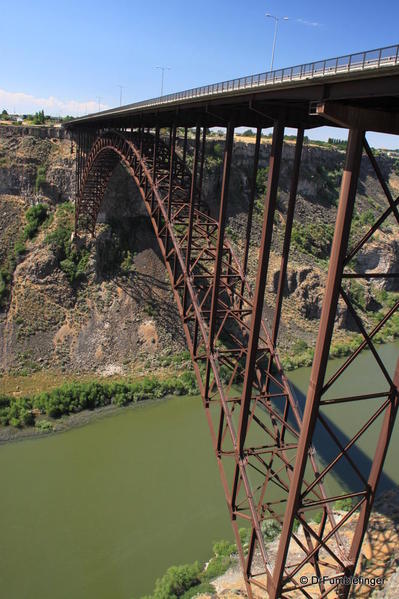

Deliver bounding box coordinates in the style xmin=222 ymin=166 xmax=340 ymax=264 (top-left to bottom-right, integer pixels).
xmin=65 ymin=43 xmax=399 ymax=131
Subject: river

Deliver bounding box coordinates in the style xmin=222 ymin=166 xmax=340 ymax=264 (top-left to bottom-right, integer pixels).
xmin=0 ymin=343 xmax=398 ymax=598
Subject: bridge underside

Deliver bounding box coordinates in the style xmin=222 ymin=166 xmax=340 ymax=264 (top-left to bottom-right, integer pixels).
xmin=67 ymin=75 xmax=399 ymax=598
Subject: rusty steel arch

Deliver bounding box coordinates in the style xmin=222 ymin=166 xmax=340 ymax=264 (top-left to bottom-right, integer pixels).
xmin=73 ymin=120 xmax=399 ymax=599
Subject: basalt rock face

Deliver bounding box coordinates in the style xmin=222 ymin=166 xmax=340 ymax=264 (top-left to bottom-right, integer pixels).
xmin=0 ymin=128 xmax=75 ymax=204
xmin=0 ymin=125 xmax=398 ymax=375
xmin=0 ymin=127 xmax=183 ymax=375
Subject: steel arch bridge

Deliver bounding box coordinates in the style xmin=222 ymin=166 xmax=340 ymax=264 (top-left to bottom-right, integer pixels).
xmin=65 ymin=44 xmax=399 ymax=598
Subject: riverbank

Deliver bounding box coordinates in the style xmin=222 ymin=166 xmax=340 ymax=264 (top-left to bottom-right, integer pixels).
xmin=0 ymin=397 xmax=174 ymax=444
xmin=140 ymin=488 xmax=399 ymax=598
xmin=201 ymin=490 xmax=399 ymax=599
xmin=0 ymin=371 xmax=198 ymax=442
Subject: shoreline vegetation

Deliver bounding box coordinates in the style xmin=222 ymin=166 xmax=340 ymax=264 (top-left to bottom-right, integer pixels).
xmin=1 ymin=334 xmax=398 ymax=442
xmin=139 ymin=501 xmax=355 ymax=599
xmin=0 ymin=372 xmax=199 ymax=440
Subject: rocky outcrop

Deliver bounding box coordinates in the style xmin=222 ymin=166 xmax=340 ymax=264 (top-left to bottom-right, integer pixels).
xmin=356 ymin=234 xmax=399 ymax=291
xmin=1 ymin=125 xmax=398 ymax=374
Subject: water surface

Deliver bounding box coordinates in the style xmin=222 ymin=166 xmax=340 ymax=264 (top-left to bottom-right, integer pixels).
xmin=0 ymin=343 xmax=398 ymax=598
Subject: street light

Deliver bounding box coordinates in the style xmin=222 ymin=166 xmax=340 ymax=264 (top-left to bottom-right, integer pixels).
xmin=155 ymin=66 xmax=171 ymax=97
xmin=117 ymin=85 xmax=125 ymax=106
xmin=265 ymin=13 xmax=289 ymax=71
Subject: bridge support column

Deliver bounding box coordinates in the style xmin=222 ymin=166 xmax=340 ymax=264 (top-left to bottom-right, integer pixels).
xmin=237 ymin=120 xmax=284 ymax=454
xmin=183 ymin=124 xmax=201 ymax=315
xmin=271 ymin=128 xmax=365 ymax=598
xmin=239 ymin=126 xmax=262 ymax=307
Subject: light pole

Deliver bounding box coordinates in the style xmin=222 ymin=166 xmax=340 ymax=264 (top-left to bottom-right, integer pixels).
xmin=155 ymin=66 xmax=171 ymax=97
xmin=265 ymin=13 xmax=289 ymax=71
xmin=96 ymin=96 xmax=102 ymax=112
xmin=117 ymin=85 xmax=125 ymax=106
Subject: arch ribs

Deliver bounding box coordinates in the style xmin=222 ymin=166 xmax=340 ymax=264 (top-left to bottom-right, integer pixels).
xmin=74 ymin=123 xmax=399 ymax=599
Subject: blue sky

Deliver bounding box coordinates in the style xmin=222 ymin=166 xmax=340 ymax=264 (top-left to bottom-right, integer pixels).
xmin=1 ymin=0 xmax=398 ymax=147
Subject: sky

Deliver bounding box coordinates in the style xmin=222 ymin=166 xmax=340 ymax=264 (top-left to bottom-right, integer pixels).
xmin=0 ymin=0 xmax=398 ymax=147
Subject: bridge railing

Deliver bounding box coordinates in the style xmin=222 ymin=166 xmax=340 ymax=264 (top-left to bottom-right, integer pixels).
xmin=83 ymin=44 xmax=399 ymax=119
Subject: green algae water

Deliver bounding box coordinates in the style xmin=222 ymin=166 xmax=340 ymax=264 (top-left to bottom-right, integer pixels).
xmin=0 ymin=344 xmax=398 ymax=598
xmin=0 ymin=397 xmax=231 ymax=599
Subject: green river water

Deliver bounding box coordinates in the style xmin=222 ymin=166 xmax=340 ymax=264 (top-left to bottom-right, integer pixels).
xmin=0 ymin=343 xmax=398 ymax=599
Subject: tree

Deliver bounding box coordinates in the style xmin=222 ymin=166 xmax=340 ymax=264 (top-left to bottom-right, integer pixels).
xmin=242 ymin=128 xmax=256 ymax=137
xmin=32 ymin=110 xmax=45 ymax=125
xmin=1 ymin=109 xmax=8 ymax=116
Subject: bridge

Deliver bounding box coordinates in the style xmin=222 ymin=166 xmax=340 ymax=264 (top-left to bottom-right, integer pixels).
xmin=65 ymin=44 xmax=399 ymax=598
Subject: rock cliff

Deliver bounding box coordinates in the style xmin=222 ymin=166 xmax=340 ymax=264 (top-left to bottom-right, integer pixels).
xmin=1 ymin=125 xmax=398 ymax=377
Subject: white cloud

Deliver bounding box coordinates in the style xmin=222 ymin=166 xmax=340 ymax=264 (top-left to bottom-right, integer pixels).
xmin=0 ymin=88 xmax=108 ymax=117
xmin=296 ymin=18 xmax=322 ymax=27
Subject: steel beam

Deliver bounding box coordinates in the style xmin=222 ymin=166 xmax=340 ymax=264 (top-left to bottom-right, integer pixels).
xmin=74 ymin=123 xmax=399 ymax=599
xmin=207 ymin=122 xmax=234 ymax=353
xmin=239 ymin=126 xmax=261 ymax=306
xmin=237 ymin=121 xmax=284 ymax=454
xmin=271 ymin=128 xmax=365 ymax=598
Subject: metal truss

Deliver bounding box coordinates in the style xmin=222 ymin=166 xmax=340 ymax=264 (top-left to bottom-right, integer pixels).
xmin=74 ymin=122 xmax=398 ymax=598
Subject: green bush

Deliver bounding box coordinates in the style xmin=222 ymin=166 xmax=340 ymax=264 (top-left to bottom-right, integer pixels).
xmin=261 ymin=519 xmax=281 ymax=543
xmin=24 ymin=204 xmax=48 ymax=239
xmin=121 ymin=250 xmax=134 ymax=273
xmin=0 ymin=272 xmax=6 ymax=305
xmin=180 ymin=582 xmax=215 ymax=598
xmin=45 ymin=203 xmax=90 ymax=283
xmin=334 ymin=498 xmax=353 ymax=511
xmin=291 ymin=222 xmax=334 ymax=259
xmin=256 ymin=167 xmax=269 ymax=198
xmin=151 ymin=562 xmax=201 ymax=598
xmin=35 ymin=419 xmax=53 ymax=432
xmin=313 ymin=510 xmax=324 ymax=524
xmin=212 ymin=539 xmax=236 ymax=557
xmin=0 ymin=374 xmax=199 ymax=429
xmin=14 ymin=239 xmax=26 ymax=257
xmin=202 ymin=555 xmax=231 ymax=581
xmin=35 ymin=166 xmax=47 ymax=192
xmin=213 ymin=143 xmax=223 ymax=158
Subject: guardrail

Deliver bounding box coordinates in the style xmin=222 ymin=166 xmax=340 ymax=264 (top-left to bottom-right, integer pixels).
xmin=80 ymin=44 xmax=399 ymax=120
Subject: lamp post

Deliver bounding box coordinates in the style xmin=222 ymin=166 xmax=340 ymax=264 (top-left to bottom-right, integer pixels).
xmin=117 ymin=85 xmax=125 ymax=106
xmin=265 ymin=13 xmax=289 ymax=71
xmin=155 ymin=66 xmax=171 ymax=97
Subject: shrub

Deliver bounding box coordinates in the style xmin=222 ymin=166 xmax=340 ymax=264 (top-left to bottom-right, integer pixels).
xmin=0 ymin=272 xmax=6 ymax=305
xmin=181 ymin=582 xmax=215 ymax=598
xmin=121 ymin=250 xmax=134 ymax=273
xmin=35 ymin=419 xmax=53 ymax=432
xmin=359 ymin=208 xmax=375 ymax=226
xmin=213 ymin=143 xmax=223 ymax=158
xmin=334 ymin=498 xmax=353 ymax=511
xmin=14 ymin=239 xmax=26 ymax=257
xmin=261 ymin=519 xmax=281 ymax=543
xmin=45 ymin=203 xmax=90 ymax=283
xmin=313 ymin=510 xmax=324 ymax=524
xmin=202 ymin=555 xmax=231 ymax=581
xmin=212 ymin=539 xmax=236 ymax=557
xmin=0 ymin=373 xmax=200 ymax=429
xmin=152 ymin=562 xmax=201 ymax=598
xmin=256 ymin=167 xmax=269 ymax=198
xmin=35 ymin=166 xmax=47 ymax=193
xmin=24 ymin=204 xmax=48 ymax=239
xmin=291 ymin=222 xmax=334 ymax=259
